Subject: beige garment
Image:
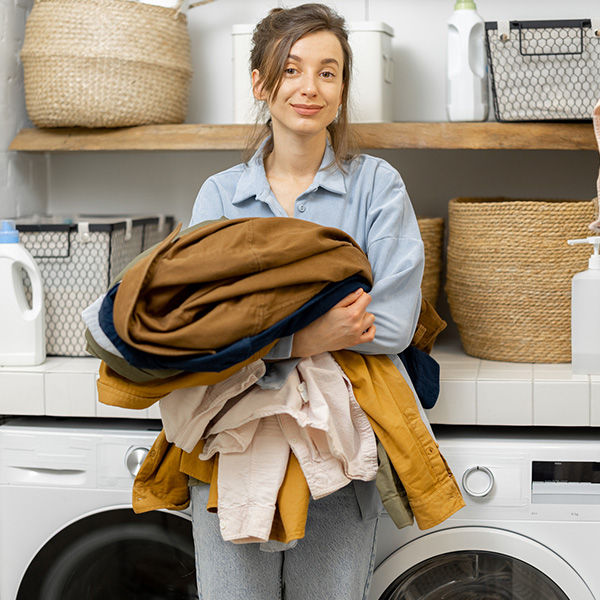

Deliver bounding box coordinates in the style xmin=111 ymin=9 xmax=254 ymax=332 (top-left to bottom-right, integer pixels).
xmin=159 ymin=360 xmax=266 ymax=453
xmin=159 ymin=352 xmax=378 ymax=543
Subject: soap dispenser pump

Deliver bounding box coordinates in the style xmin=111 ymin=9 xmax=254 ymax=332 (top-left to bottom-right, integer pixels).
xmin=567 ymin=236 xmax=600 ymax=375
xmin=0 ymin=220 xmax=46 ymax=366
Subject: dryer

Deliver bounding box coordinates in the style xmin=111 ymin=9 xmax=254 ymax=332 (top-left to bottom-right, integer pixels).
xmin=0 ymin=417 xmax=196 ymax=600
xmin=370 ymin=426 xmax=600 ymax=600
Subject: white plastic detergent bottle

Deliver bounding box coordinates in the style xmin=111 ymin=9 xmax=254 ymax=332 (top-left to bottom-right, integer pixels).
xmin=0 ymin=219 xmax=45 ymax=366
xmin=568 ymin=236 xmax=600 ymax=375
xmin=446 ymin=0 xmax=489 ymax=122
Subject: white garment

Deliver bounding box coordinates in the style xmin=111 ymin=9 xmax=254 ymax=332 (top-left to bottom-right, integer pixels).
xmin=159 ymin=352 xmax=378 ymax=543
xmin=81 ymin=293 xmax=125 ymax=358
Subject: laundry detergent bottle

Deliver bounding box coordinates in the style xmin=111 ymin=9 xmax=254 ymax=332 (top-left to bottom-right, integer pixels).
xmin=446 ymin=0 xmax=488 ymax=121
xmin=568 ymin=236 xmax=600 ymax=375
xmin=0 ymin=220 xmax=45 ymax=366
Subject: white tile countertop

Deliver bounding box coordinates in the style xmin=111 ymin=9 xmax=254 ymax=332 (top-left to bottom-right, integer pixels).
xmin=0 ymin=343 xmax=598 ymax=426
xmin=429 ymin=340 xmax=600 ymax=427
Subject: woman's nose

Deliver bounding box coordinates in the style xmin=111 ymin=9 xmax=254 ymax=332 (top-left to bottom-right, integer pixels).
xmin=300 ymin=74 xmax=318 ymax=97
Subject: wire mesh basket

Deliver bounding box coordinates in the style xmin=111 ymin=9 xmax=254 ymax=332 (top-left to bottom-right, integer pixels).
xmin=485 ymin=19 xmax=600 ymax=121
xmin=15 ymin=215 xmax=173 ymax=356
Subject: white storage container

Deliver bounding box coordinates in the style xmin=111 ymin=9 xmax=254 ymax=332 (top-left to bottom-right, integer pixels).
xmin=232 ymin=21 xmax=394 ymax=124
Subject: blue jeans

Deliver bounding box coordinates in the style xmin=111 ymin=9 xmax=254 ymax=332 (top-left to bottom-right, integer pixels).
xmin=190 ymin=482 xmax=379 ymax=600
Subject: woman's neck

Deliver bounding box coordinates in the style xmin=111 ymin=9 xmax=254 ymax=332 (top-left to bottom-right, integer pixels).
xmin=264 ymin=128 xmax=327 ymax=181
xmin=263 ymin=129 xmax=328 ymax=216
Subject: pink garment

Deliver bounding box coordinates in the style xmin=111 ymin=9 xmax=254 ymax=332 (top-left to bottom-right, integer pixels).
xmin=159 ymin=352 xmax=378 ymax=543
xmin=159 ymin=359 xmax=266 ymax=453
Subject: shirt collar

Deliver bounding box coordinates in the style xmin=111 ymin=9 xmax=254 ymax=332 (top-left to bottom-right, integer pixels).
xmin=232 ymin=139 xmax=346 ymax=205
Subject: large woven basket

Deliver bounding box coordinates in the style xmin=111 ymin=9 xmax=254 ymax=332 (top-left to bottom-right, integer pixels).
xmin=417 ymin=217 xmax=444 ymax=307
xmin=445 ymin=198 xmax=598 ymax=363
xmin=21 ymin=0 xmax=193 ymax=128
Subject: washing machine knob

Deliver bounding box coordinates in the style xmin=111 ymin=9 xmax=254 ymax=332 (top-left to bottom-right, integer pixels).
xmin=462 ymin=465 xmax=494 ymax=498
xmin=125 ymin=446 xmax=150 ymax=477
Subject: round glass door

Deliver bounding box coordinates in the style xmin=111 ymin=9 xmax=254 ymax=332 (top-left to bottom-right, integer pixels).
xmin=17 ymin=509 xmax=196 ymax=600
xmin=370 ymin=527 xmax=594 ymax=600
xmin=380 ymin=550 xmax=567 ymax=600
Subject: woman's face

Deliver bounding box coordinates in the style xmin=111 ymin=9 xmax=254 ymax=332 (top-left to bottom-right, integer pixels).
xmin=253 ymin=30 xmax=345 ymax=140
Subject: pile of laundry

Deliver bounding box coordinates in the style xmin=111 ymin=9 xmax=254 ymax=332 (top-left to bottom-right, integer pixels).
xmin=83 ymin=216 xmax=464 ymax=544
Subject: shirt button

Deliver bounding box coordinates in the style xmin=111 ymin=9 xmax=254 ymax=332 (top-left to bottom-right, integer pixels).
xmin=298 ymin=205 xmax=306 ymax=213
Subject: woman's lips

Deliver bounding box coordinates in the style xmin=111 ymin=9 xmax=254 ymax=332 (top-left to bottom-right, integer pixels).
xmin=292 ymin=104 xmax=323 ymax=116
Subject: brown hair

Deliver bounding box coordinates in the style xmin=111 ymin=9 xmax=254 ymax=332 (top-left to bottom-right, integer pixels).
xmin=244 ymin=3 xmax=356 ymax=168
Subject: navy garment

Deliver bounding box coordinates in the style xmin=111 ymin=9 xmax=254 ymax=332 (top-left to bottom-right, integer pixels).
xmin=399 ymin=345 xmax=441 ymax=410
xmin=98 ymin=275 xmax=371 ymax=373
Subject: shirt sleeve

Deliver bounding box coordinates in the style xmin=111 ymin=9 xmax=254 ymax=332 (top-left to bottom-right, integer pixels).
xmin=351 ymin=162 xmax=425 ymax=355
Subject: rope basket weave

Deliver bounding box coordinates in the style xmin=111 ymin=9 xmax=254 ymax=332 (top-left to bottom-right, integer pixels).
xmin=21 ymin=0 xmax=193 ymax=128
xmin=445 ymin=198 xmax=598 ymax=363
xmin=417 ymin=217 xmax=444 ymax=307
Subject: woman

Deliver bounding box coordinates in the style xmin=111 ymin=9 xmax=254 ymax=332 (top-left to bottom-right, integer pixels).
xmin=188 ymin=4 xmax=425 ymax=599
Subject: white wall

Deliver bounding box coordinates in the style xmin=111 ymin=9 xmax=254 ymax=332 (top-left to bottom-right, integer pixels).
xmin=0 ymin=0 xmax=46 ymax=219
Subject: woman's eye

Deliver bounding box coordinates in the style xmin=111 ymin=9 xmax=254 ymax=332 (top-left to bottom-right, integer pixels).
xmin=285 ymin=67 xmax=297 ymax=75
xmin=320 ymin=71 xmax=335 ymax=79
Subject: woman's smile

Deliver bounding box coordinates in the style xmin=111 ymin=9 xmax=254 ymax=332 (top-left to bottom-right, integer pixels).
xmin=291 ymin=103 xmax=324 ymax=116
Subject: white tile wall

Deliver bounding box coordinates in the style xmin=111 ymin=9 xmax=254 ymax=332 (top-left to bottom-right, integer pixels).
xmin=532 ymin=365 xmax=591 ymax=427
xmin=591 ymin=376 xmax=600 ymax=427
xmin=426 ymin=342 xmax=598 ymax=427
xmin=0 ymin=357 xmax=155 ymax=419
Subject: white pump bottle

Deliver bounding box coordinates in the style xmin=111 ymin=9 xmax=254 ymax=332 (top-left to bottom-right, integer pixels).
xmin=567 ymin=237 xmax=600 ymax=375
xmin=446 ymin=0 xmax=488 ymax=122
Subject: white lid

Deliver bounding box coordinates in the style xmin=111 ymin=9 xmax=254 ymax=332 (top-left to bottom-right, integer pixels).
xmin=348 ymin=21 xmax=394 ymax=37
xmin=232 ymin=21 xmax=394 ymax=37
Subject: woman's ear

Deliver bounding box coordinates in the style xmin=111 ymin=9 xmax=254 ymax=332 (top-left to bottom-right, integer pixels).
xmin=252 ymin=69 xmax=266 ymax=101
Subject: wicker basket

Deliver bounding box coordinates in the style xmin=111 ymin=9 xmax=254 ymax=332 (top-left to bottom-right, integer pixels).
xmin=21 ymin=0 xmax=193 ymax=128
xmin=417 ymin=217 xmax=445 ymax=308
xmin=445 ymin=198 xmax=598 ymax=363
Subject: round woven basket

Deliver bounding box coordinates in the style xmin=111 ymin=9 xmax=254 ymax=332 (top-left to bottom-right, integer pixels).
xmin=417 ymin=217 xmax=444 ymax=307
xmin=445 ymin=198 xmax=598 ymax=363
xmin=21 ymin=0 xmax=193 ymax=128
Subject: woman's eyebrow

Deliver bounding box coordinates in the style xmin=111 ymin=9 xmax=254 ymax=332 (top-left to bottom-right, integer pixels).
xmin=287 ymin=54 xmax=340 ymax=67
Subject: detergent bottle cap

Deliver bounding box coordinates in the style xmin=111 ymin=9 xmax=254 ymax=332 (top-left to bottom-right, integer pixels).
xmin=0 ymin=220 xmax=19 ymax=244
xmin=454 ymin=0 xmax=477 ymax=10
xmin=568 ymin=236 xmax=600 ymax=269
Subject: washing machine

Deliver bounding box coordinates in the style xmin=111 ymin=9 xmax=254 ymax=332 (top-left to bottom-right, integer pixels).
xmin=369 ymin=426 xmax=600 ymax=600
xmin=0 ymin=417 xmax=196 ymax=600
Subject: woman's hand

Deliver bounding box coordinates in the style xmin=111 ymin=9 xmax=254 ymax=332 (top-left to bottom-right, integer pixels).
xmin=291 ymin=288 xmax=376 ymax=357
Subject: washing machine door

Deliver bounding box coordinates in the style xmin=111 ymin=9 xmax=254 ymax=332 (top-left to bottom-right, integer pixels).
xmin=370 ymin=527 xmax=594 ymax=600
xmin=17 ymin=508 xmax=196 ymax=600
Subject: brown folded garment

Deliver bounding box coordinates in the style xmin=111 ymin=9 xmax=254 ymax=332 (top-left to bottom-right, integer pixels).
xmin=112 ymin=217 xmax=373 ymax=356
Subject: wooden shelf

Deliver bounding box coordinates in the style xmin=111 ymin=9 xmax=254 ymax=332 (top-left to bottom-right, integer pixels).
xmin=8 ymin=121 xmax=597 ymax=152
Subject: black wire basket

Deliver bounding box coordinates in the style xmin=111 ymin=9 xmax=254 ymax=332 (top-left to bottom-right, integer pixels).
xmin=485 ymin=19 xmax=600 ymax=121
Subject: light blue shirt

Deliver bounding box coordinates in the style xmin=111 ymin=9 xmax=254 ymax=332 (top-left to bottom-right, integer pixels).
xmin=190 ymin=141 xmax=425 ymax=358
xmin=189 ymin=141 xmax=429 ymax=522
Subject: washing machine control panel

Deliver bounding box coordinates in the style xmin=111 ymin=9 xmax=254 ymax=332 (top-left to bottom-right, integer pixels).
xmin=441 ymin=433 xmax=600 ymax=523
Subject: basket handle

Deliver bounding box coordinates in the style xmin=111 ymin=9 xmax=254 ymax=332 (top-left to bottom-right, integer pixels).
xmin=518 ymin=20 xmax=584 ymax=57
xmin=172 ymin=0 xmax=216 ymax=19
xmin=188 ymin=0 xmax=216 ymax=9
